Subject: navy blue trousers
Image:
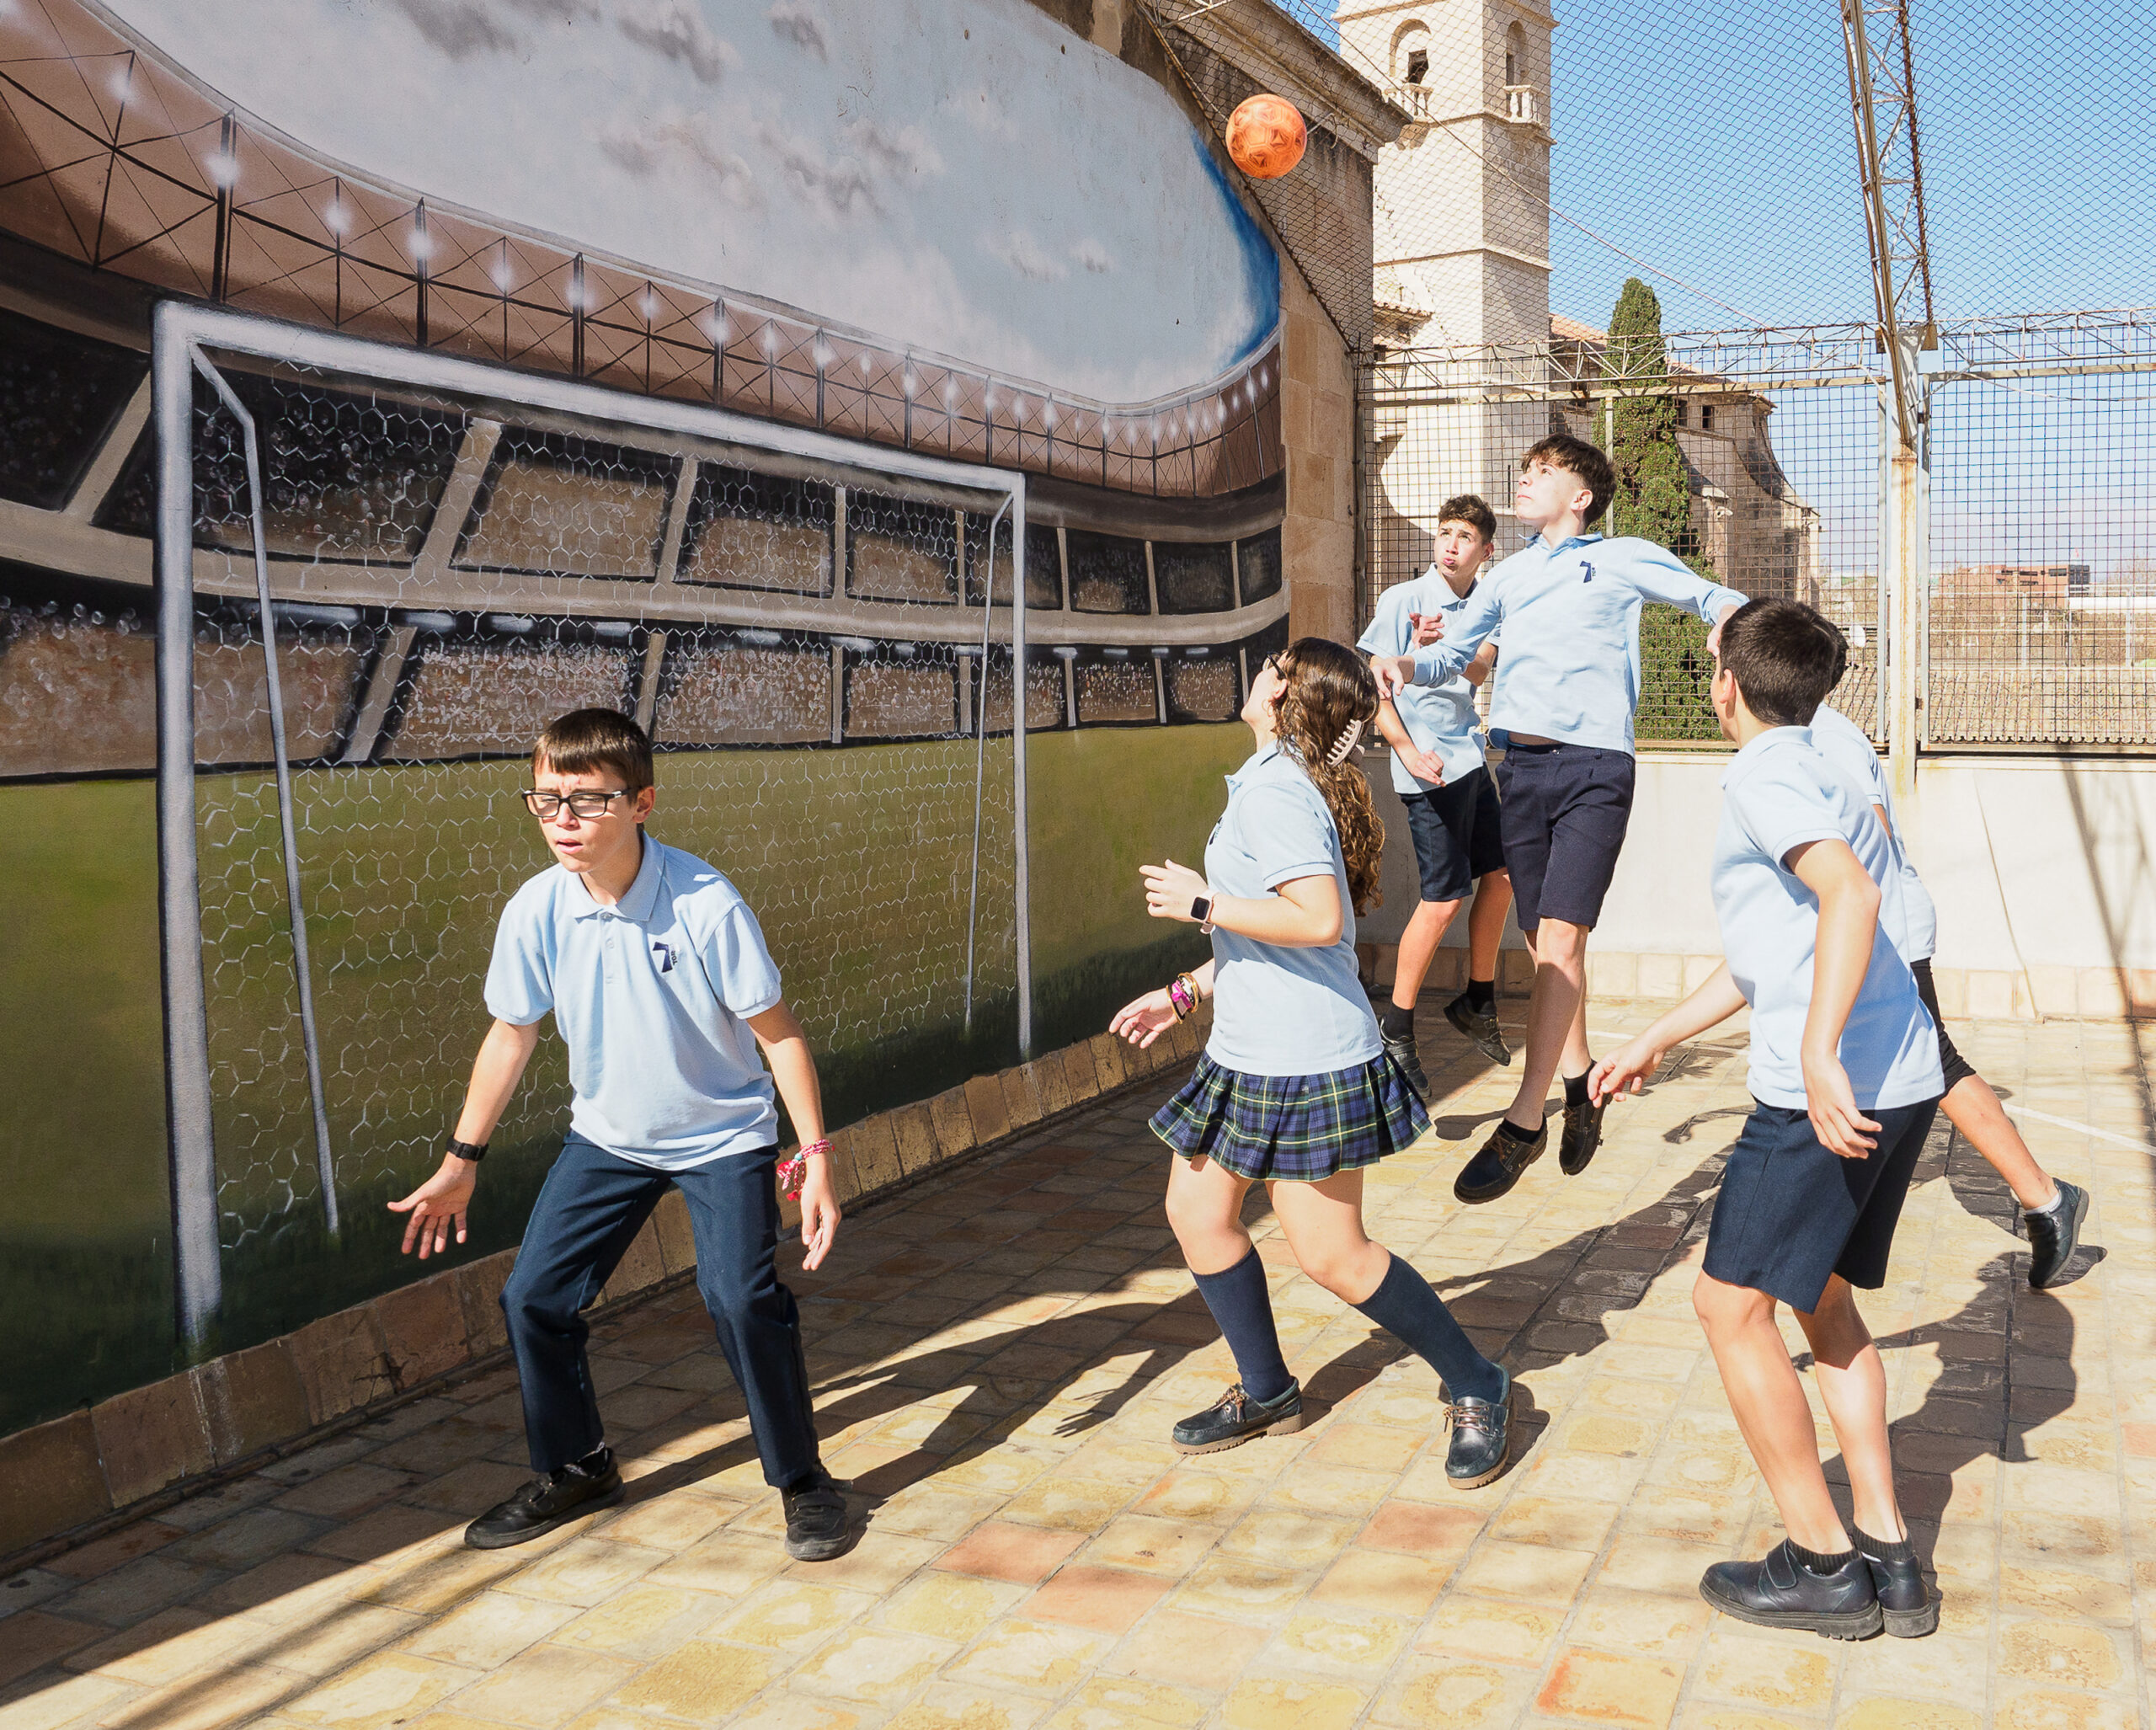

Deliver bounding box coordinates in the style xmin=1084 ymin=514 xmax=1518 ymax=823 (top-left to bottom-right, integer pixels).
xmin=500 ymin=1133 xmax=821 ymax=1487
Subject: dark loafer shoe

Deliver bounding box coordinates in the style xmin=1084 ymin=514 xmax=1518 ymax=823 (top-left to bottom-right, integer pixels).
xmin=1444 ymin=1369 xmax=1512 ymax=1488
xmin=1854 ymin=1529 xmax=1938 ymax=1637
xmin=1171 ymin=1380 xmax=1305 ymax=1454
xmin=1454 ymin=1120 xmax=1546 ymax=1204
xmin=1700 ymin=1540 xmax=1883 ymax=1640
xmin=1444 ymin=993 xmax=1512 ymax=1065
xmin=1558 ymin=1094 xmax=1607 ymax=1176
xmin=465 ymin=1450 xmax=624 ymax=1550
xmin=2025 ymin=1180 xmax=2088 ymax=1289
xmin=1382 ymin=1027 xmax=1431 ymax=1102
xmin=782 ymin=1471 xmax=855 ymax=1562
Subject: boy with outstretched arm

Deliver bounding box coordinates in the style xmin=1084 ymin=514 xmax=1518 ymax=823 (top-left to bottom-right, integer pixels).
xmin=1354 ymin=493 xmax=1515 ymax=1097
xmin=1593 ymin=600 xmax=1942 ymax=1641
xmin=389 ymin=707 xmax=851 ymax=1562
xmin=1371 ymin=434 xmax=1746 ymax=1204
xmin=1806 ymin=698 xmax=2087 ymax=1286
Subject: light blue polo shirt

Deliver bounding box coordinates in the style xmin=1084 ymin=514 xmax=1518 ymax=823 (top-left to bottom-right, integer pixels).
xmin=1406 ymin=534 xmax=1747 ymax=754
xmin=1714 ymin=729 xmax=1942 ymax=1112
xmin=1355 ymin=568 xmax=1486 ymax=793
xmin=486 ymin=836 xmax=784 ymax=1168
xmin=1805 ymin=703 xmax=1940 ymax=964
xmin=1203 ymin=744 xmax=1384 ymax=1078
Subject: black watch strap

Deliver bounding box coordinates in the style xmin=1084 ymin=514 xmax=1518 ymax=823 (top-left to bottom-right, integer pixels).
xmin=446 ymin=1137 xmax=488 ymax=1163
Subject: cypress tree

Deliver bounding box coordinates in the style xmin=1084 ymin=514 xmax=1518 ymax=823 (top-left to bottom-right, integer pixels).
xmin=1599 ymin=278 xmax=1719 ymax=739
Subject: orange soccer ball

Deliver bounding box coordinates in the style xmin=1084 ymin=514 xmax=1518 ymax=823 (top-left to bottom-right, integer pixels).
xmin=1225 ymin=93 xmax=1307 ymax=179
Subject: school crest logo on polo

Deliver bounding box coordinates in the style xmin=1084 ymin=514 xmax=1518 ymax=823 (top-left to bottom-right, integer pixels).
xmin=1579 ymin=561 xmax=1596 ymax=583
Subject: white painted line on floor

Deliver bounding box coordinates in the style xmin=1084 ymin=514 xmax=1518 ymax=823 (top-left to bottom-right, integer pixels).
xmin=1999 ymin=1103 xmax=2156 ymax=1156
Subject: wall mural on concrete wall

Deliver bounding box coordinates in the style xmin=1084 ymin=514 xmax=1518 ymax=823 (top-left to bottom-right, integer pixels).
xmin=0 ymin=0 xmax=1288 ymax=1428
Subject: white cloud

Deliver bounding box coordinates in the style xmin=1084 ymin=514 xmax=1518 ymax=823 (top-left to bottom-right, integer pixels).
xmin=616 ymin=0 xmax=737 ymax=83
xmin=387 ymin=0 xmax=518 ymax=58
xmin=844 ymin=118 xmax=942 ymax=179
xmin=986 ymin=229 xmax=1067 ymax=283
xmin=758 ymin=115 xmax=875 ymax=216
xmin=1073 ymin=237 xmax=1114 ymax=274
xmin=595 ymin=112 xmax=758 ymax=206
xmin=767 ymin=0 xmax=826 ymax=59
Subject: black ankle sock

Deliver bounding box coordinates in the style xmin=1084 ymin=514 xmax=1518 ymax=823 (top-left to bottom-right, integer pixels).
xmin=1853 ymin=1527 xmax=1913 ymax=1562
xmin=1352 ymin=1254 xmax=1504 ymax=1402
xmin=1380 ymin=1002 xmax=1416 ymax=1040
xmin=1497 ymin=1115 xmax=1542 ymax=1142
xmin=1190 ymin=1250 xmax=1294 ymax=1404
xmin=1563 ymin=1071 xmax=1591 ymax=1109
xmin=1787 ymin=1539 xmax=1859 ymax=1575
xmin=1465 ymin=979 xmax=1496 ymax=1013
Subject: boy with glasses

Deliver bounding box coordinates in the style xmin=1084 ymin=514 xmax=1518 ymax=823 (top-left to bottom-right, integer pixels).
xmin=389 ymin=707 xmax=851 ymax=1560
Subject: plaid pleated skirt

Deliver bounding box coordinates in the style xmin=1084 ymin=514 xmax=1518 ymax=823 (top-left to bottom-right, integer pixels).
xmin=1150 ymin=1051 xmax=1431 ymax=1182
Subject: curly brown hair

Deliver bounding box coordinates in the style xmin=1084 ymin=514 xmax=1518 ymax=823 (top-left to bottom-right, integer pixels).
xmin=1271 ymin=636 xmax=1385 ymax=912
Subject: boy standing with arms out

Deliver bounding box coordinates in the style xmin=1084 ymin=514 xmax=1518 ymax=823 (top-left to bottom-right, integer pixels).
xmin=1355 ymin=494 xmax=1515 ymax=1097
xmin=1806 ymin=699 xmax=2087 ymax=1285
xmin=1594 ymin=601 xmax=1941 ymax=1640
xmin=389 ymin=708 xmax=851 ymax=1562
xmin=1372 ymin=435 xmax=1746 ymax=1201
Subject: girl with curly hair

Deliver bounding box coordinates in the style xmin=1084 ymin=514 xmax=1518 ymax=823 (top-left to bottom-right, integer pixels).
xmin=1111 ymin=637 xmax=1513 ymax=1483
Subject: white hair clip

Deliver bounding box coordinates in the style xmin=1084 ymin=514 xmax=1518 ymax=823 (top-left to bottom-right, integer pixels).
xmin=1325 ymin=718 xmax=1364 ymax=766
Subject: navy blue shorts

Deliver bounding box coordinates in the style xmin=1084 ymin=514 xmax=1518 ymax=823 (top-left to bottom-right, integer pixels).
xmin=1401 ymin=766 xmax=1508 ymax=903
xmin=1910 ymin=959 xmax=1977 ymax=1092
xmin=1492 ymin=743 xmax=1636 ymax=932
xmin=1703 ymin=1097 xmax=1940 ymax=1312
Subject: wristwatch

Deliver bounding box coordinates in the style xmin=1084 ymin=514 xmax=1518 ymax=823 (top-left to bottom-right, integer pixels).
xmin=1191 ymin=894 xmax=1216 ymax=934
xmin=446 ymin=1137 xmax=488 ymax=1164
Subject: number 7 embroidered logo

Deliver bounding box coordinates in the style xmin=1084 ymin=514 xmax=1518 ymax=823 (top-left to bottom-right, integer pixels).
xmin=1580 ymin=561 xmax=1595 ymax=583
xmin=651 ymin=942 xmax=676 ymax=973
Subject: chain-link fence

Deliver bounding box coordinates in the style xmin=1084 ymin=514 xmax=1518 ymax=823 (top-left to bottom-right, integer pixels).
xmin=1361 ymin=312 xmax=2156 ymax=749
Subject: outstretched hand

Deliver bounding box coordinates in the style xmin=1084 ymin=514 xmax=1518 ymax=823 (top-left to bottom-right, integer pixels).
xmin=1371 ymin=654 xmax=1413 ymax=700
xmin=1111 ymin=988 xmax=1180 ymax=1049
xmin=1408 ymin=610 xmax=1446 ymax=648
xmin=387 ymin=1156 xmax=475 ymax=1259
xmin=1589 ymin=1036 xmax=1664 ymax=1106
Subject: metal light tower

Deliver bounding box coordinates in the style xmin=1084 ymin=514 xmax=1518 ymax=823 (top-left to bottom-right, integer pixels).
xmin=1840 ymin=0 xmax=1936 ymax=799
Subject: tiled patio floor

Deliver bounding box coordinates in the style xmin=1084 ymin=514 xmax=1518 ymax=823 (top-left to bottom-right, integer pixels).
xmin=3 ymin=1000 xmax=2153 ymax=1730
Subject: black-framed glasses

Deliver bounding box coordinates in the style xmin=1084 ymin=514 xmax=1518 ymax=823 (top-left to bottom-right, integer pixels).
xmin=1259 ymin=653 xmax=1283 ymax=681
xmin=521 ymin=788 xmax=631 ymax=820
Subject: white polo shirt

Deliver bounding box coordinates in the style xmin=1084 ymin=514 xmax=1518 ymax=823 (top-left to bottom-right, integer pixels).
xmin=1355 ymin=569 xmax=1486 ymax=794
xmin=1203 ymin=743 xmax=1384 ymax=1078
xmin=1714 ymin=729 xmax=1942 ymax=1112
xmin=1805 ymin=702 xmax=1940 ymax=964
xmin=485 ymin=836 xmax=784 ymax=1168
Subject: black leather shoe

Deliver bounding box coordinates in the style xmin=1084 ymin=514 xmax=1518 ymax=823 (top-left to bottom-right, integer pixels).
xmin=1382 ymin=1027 xmax=1431 ymax=1101
xmin=782 ymin=1471 xmax=855 ymax=1562
xmin=465 ymin=1449 xmax=623 ymax=1550
xmin=1853 ymin=1528 xmax=1937 ymax=1637
xmin=1444 ymin=1369 xmax=1512 ymax=1488
xmin=1454 ymin=1119 xmax=1545 ymax=1204
xmin=1700 ymin=1540 xmax=1883 ymax=1639
xmin=1171 ymin=1380 xmax=1305 ymax=1454
xmin=1444 ymin=993 xmax=1511 ymax=1065
xmin=2025 ymin=1180 xmax=2088 ymax=1289
xmin=1558 ymin=1094 xmax=1606 ymax=1176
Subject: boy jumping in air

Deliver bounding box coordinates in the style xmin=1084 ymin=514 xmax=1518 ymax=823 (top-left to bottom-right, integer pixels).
xmin=1594 ymin=601 xmax=1942 ymax=1641
xmin=1355 ymin=494 xmax=1515 ymax=1096
xmin=389 ymin=707 xmax=851 ymax=1561
xmin=1372 ymin=435 xmax=1746 ymax=1202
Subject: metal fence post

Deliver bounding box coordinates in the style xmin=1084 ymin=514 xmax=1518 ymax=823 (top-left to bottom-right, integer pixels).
xmin=1882 ymin=334 xmax=1928 ymax=803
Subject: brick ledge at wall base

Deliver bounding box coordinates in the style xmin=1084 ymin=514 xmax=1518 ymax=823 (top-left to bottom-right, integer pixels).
xmin=0 ymin=1006 xmax=1211 ymax=1573
xmin=1353 ymin=942 xmax=2156 ymax=1024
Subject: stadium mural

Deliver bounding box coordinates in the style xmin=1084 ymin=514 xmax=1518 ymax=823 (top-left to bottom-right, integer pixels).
xmin=0 ymin=0 xmax=1289 ymax=1428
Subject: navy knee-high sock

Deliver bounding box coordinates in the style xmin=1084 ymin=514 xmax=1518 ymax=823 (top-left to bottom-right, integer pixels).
xmin=1353 ymin=1254 xmax=1505 ymax=1402
xmin=1191 ymin=1250 xmax=1294 ymax=1403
